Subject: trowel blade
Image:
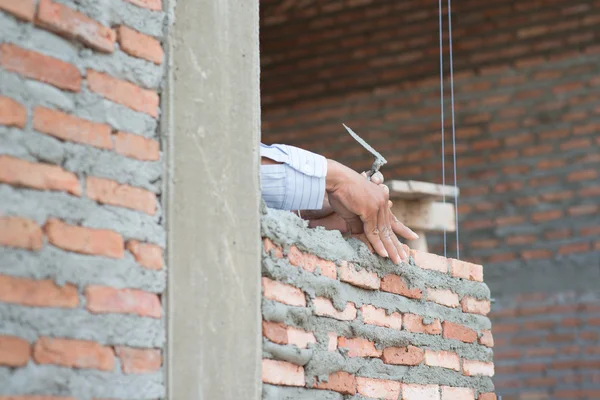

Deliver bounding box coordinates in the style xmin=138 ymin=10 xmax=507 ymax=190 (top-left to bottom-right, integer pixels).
xmin=343 ymin=124 xmax=387 ymax=166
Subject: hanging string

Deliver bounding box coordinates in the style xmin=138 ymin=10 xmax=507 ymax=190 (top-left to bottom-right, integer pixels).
xmin=447 ymin=0 xmax=460 ymax=259
xmin=438 ymin=0 xmax=447 ymax=258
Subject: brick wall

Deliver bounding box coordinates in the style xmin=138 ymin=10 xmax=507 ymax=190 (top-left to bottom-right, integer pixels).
xmin=260 ymin=1 xmax=600 ymax=398
xmin=261 ymin=207 xmax=496 ymax=399
xmin=0 ymin=0 xmax=166 ymax=398
xmin=491 ymin=293 xmax=600 ymax=399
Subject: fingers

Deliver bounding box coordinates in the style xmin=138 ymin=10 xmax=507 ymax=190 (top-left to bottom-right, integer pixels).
xmin=363 ymin=212 xmax=388 ymax=259
xmin=371 ymin=171 xmax=384 ymax=184
xmin=378 ymin=201 xmax=403 ymax=265
xmin=390 ymin=211 xmax=419 ymax=241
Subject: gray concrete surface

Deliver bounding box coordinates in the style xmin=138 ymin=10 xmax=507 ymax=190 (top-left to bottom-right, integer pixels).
xmin=165 ymin=0 xmax=262 ymax=398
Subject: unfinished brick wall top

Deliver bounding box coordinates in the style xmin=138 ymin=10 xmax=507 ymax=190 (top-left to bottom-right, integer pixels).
xmin=261 ymin=207 xmax=496 ymax=399
xmin=0 ymin=0 xmax=166 ymax=398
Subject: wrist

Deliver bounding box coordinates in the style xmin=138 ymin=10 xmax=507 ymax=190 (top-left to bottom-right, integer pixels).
xmin=325 ymin=159 xmax=344 ymax=192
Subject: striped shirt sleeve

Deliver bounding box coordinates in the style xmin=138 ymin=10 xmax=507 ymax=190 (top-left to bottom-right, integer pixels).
xmin=260 ymin=143 xmax=328 ymax=211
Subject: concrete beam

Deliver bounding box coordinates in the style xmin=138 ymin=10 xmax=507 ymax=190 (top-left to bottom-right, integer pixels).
xmin=165 ymin=0 xmax=261 ymax=398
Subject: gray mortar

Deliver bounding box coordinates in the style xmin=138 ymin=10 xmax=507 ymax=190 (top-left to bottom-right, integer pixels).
xmin=0 ymin=363 xmax=164 ymax=399
xmin=261 ymin=206 xmax=495 ymax=396
xmin=0 ymin=128 xmax=163 ymax=192
xmin=0 ymin=12 xmax=163 ymax=90
xmin=74 ymin=88 xmax=160 ymax=138
xmin=263 ymin=340 xmax=314 ymax=366
xmin=80 ymin=49 xmax=164 ymax=90
xmin=0 ymin=185 xmax=166 ymax=246
xmin=49 ymin=0 xmax=166 ymax=38
xmin=0 ymin=246 xmax=166 ymax=293
xmin=0 ymin=303 xmax=164 ymax=347
xmin=262 ymin=208 xmax=490 ymax=299
xmin=263 ymin=385 xmax=343 ymax=400
xmin=262 ymin=258 xmax=490 ymax=331
xmin=261 ymin=299 xmax=491 ymax=361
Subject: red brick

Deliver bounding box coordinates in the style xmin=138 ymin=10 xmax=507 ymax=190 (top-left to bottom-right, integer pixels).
xmin=117 ymin=26 xmax=163 ymax=64
xmin=262 ymin=320 xmax=316 ymax=348
xmin=339 ymin=261 xmax=380 ymax=290
xmin=356 ymin=377 xmax=400 ymax=400
xmin=404 ymin=313 xmax=442 ymax=335
xmin=427 ymin=288 xmax=459 ymax=308
xmin=287 ymin=326 xmax=316 ymax=349
xmin=123 ymin=0 xmax=162 ymax=11
xmin=411 ymin=250 xmax=448 ymax=273
xmin=85 ymin=285 xmax=162 ymax=318
xmin=0 ymin=96 xmax=26 ymax=128
xmin=442 ymin=386 xmax=475 ymax=400
xmin=262 ymin=277 xmax=306 ymax=307
xmin=0 ymin=156 xmax=81 ymax=196
xmin=424 ymin=350 xmax=460 ymax=371
xmin=442 ymin=322 xmax=477 ymax=343
xmin=288 ymin=245 xmax=336 ymax=279
xmin=568 ymin=204 xmax=599 ymax=216
xmin=463 ymin=360 xmax=495 ymax=377
xmin=261 ymin=359 xmax=304 ymax=386
xmin=479 ymin=330 xmax=494 ymax=348
xmin=87 ymin=176 xmax=156 ymax=215
xmin=382 ymin=345 xmax=424 ymax=366
xmin=0 ymin=335 xmax=31 ymax=367
xmin=36 ymin=0 xmax=116 ymax=53
xmin=34 ymin=337 xmax=115 ymax=371
xmin=338 ymin=337 xmax=382 ymax=358
xmin=0 ymin=274 xmax=78 ymax=308
xmin=449 ymin=259 xmax=483 ymax=282
xmin=327 ymin=332 xmax=337 ymax=351
xmin=45 ymin=218 xmax=124 ymax=258
xmin=402 ymin=383 xmax=441 ymax=400
xmin=521 ymin=249 xmax=553 ymax=260
xmin=0 ymin=0 xmax=35 ymax=20
xmin=568 ymin=169 xmax=598 ymax=182
xmin=313 ymin=297 xmax=356 ymax=321
xmin=114 ymin=131 xmax=160 ymax=161
xmin=314 ymin=371 xmax=356 ymax=395
xmin=33 ymin=107 xmax=113 ymax=150
xmin=87 ymin=70 xmax=159 ymax=118
xmin=0 ymin=216 xmax=43 ymax=250
xmin=262 ymin=320 xmax=287 ymax=345
xmin=360 ymin=305 xmax=402 ymax=330
xmin=558 ymin=242 xmax=590 ymax=255
xmin=478 ymin=394 xmax=497 ymax=400
xmin=115 ymin=346 xmax=162 ymax=374
xmin=461 ymin=296 xmax=491 ymax=315
xmin=126 ymin=240 xmax=163 ymax=270
xmin=0 ymin=44 xmax=81 ymax=92
xmin=380 ymin=274 xmax=422 ymax=299
xmin=531 ymin=209 xmax=562 ymax=223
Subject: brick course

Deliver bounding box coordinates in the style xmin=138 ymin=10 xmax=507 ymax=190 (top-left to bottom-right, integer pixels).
xmin=261 ymin=208 xmax=495 ymax=398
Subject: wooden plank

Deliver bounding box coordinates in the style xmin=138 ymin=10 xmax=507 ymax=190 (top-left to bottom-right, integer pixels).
xmin=388 ymin=180 xmax=460 ymax=201
xmin=391 ymin=200 xmax=456 ymax=232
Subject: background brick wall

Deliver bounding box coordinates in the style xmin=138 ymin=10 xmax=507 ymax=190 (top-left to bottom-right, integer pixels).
xmin=261 ymin=207 xmax=496 ymax=399
xmin=260 ymin=1 xmax=600 ymax=398
xmin=490 ymin=293 xmax=600 ymax=400
xmin=0 ymin=0 xmax=166 ymax=398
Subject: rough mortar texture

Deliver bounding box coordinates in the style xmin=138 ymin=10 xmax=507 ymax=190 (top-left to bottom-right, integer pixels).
xmin=0 ymin=0 xmax=167 ymax=398
xmin=261 ymin=207 xmax=495 ymax=398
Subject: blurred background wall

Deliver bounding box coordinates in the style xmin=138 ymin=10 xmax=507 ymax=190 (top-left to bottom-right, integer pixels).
xmin=260 ymin=1 xmax=600 ymax=399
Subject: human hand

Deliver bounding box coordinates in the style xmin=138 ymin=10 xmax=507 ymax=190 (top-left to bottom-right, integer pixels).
xmin=325 ymin=160 xmax=418 ymax=264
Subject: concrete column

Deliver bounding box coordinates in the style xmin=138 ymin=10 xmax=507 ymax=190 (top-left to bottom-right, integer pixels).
xmin=164 ymin=0 xmax=261 ymax=398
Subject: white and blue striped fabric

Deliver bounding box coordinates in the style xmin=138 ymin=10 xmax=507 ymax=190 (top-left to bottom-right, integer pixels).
xmin=260 ymin=143 xmax=327 ymax=211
